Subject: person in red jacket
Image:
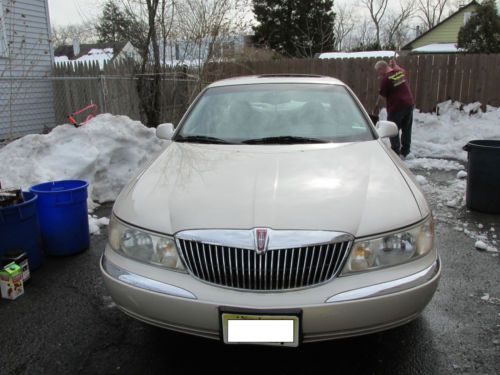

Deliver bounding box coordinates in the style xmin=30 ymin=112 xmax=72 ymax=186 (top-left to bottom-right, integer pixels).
xmin=373 ymin=60 xmax=415 ymax=158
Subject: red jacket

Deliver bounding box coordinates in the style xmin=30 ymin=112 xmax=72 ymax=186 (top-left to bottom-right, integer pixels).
xmin=379 ymin=68 xmax=415 ymax=114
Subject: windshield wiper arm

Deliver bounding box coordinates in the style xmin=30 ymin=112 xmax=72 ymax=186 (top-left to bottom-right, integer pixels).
xmin=175 ymin=135 xmax=233 ymax=144
xmin=242 ymin=136 xmax=328 ymax=145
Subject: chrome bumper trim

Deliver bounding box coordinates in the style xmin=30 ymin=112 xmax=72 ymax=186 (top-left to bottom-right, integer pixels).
xmin=101 ymin=255 xmax=197 ymax=300
xmin=326 ymin=257 xmax=440 ymax=303
xmin=175 ymin=228 xmax=354 ymax=251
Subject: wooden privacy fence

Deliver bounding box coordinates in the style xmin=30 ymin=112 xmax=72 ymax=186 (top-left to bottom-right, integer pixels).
xmin=52 ymin=62 xmax=197 ymax=126
xmin=53 ymin=53 xmax=500 ymax=127
xmin=205 ymin=54 xmax=500 ymax=113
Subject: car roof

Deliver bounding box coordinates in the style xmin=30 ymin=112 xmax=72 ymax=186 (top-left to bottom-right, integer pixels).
xmin=207 ymin=74 xmax=345 ymax=88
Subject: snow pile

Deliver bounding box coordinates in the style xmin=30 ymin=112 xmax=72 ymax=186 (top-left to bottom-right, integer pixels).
xmin=405 ymin=157 xmax=462 ymax=171
xmin=474 ymin=240 xmax=498 ymax=253
xmin=412 ymin=100 xmax=500 ymax=161
xmin=89 ymin=215 xmax=110 ymax=235
xmin=415 ymin=175 xmax=428 ymax=185
xmin=0 ymin=114 xmax=166 ymax=203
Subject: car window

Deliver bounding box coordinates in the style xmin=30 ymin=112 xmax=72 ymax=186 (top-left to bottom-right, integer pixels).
xmin=176 ymin=83 xmax=375 ymax=144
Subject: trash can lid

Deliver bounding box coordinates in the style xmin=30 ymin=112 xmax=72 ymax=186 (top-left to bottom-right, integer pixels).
xmin=30 ymin=180 xmax=89 ymax=194
xmin=463 ymin=140 xmax=500 ymax=151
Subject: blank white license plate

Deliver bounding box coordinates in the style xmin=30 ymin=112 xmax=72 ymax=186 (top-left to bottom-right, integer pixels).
xmin=222 ymin=314 xmax=299 ymax=347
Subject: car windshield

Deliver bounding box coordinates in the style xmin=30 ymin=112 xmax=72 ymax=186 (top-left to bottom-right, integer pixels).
xmin=175 ymin=83 xmax=375 ymax=144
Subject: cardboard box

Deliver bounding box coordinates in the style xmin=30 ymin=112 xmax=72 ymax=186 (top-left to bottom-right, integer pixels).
xmin=2 ymin=253 xmax=30 ymax=283
xmin=0 ymin=262 xmax=24 ymax=300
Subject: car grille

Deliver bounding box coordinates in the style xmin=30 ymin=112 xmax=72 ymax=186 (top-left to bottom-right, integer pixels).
xmin=176 ymin=240 xmax=351 ymax=291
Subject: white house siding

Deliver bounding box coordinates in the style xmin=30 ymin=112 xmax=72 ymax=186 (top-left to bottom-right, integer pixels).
xmin=0 ymin=0 xmax=55 ymax=139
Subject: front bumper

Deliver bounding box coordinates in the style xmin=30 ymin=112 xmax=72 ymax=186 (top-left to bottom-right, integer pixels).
xmin=101 ymin=246 xmax=440 ymax=343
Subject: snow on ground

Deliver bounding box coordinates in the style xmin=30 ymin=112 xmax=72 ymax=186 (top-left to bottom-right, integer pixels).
xmin=412 ymin=100 xmax=500 ymax=161
xmin=393 ymin=100 xmax=500 ymax=254
xmin=405 ymin=157 xmax=463 ymax=171
xmin=415 ymin=175 xmax=428 ymax=185
xmin=0 ymin=114 xmax=166 ymax=204
xmin=413 ymin=166 xmax=500 ymax=252
xmin=89 ymin=215 xmax=110 ymax=235
xmin=0 ymin=114 xmax=166 ymax=235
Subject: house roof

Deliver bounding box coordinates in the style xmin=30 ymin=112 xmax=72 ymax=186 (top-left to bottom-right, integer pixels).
xmin=54 ymin=42 xmax=127 ymax=59
xmin=402 ymin=1 xmax=478 ymax=50
xmin=318 ymin=50 xmax=398 ymax=59
xmin=411 ymin=43 xmax=462 ymax=54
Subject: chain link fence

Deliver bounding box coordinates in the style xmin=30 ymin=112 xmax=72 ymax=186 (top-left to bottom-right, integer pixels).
xmin=53 ymin=61 xmax=200 ymax=128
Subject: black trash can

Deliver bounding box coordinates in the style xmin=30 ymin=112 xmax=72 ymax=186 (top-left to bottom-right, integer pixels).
xmin=463 ymin=140 xmax=500 ymax=214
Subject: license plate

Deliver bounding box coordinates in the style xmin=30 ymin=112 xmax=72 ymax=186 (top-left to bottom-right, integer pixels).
xmin=222 ymin=313 xmax=299 ymax=347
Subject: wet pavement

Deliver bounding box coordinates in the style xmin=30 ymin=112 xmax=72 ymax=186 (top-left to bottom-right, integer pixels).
xmin=1 ymin=169 xmax=499 ymax=375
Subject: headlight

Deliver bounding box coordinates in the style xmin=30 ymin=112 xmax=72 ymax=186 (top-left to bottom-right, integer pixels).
xmin=108 ymin=215 xmax=185 ymax=272
xmin=343 ymin=216 xmax=434 ymax=274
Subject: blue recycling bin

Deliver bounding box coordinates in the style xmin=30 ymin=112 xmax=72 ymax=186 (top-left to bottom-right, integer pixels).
xmin=30 ymin=180 xmax=90 ymax=256
xmin=0 ymin=192 xmax=43 ymax=269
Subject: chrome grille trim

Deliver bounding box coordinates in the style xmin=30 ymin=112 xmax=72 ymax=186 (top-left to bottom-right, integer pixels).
xmin=176 ymin=229 xmax=353 ymax=291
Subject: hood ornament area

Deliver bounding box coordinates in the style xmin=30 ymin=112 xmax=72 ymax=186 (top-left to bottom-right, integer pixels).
xmin=254 ymin=228 xmax=269 ymax=255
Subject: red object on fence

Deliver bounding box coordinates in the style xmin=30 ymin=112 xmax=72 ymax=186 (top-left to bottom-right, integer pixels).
xmin=67 ymin=103 xmax=99 ymax=127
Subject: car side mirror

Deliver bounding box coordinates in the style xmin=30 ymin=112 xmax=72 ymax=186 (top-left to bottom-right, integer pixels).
xmin=156 ymin=123 xmax=174 ymax=140
xmin=376 ymin=121 xmax=399 ymax=138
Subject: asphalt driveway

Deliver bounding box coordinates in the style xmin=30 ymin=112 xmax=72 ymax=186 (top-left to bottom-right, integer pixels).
xmin=1 ymin=169 xmax=499 ymax=375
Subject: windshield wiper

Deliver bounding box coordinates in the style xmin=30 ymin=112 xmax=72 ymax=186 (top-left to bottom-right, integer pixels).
xmin=242 ymin=136 xmax=328 ymax=145
xmin=175 ymin=135 xmax=233 ymax=144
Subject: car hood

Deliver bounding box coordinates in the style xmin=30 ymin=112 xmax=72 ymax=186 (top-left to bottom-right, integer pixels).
xmin=114 ymin=140 xmax=425 ymax=238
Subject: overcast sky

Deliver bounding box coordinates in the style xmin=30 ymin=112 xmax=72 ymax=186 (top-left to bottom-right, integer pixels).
xmin=48 ymin=0 xmax=360 ymax=26
xmin=48 ymin=0 xmax=101 ymax=26
xmin=48 ymin=0 xmax=491 ymax=27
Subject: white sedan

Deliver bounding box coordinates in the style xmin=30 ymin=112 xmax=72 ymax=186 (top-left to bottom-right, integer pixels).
xmin=101 ymin=75 xmax=440 ymax=346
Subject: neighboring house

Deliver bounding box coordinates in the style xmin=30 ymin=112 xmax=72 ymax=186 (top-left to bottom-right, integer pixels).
xmin=114 ymin=35 xmax=251 ymax=67
xmin=113 ymin=41 xmax=141 ymax=64
xmin=403 ymin=1 xmax=478 ymax=53
xmin=159 ymin=35 xmax=250 ymax=65
xmin=317 ymin=51 xmax=398 ymax=59
xmin=54 ymin=42 xmax=127 ymax=69
xmin=0 ymin=0 xmax=55 ymax=139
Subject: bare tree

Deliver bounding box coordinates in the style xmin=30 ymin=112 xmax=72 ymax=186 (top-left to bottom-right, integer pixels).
xmin=51 ymin=24 xmax=97 ymax=48
xmin=349 ymin=18 xmax=377 ymax=50
xmin=383 ymin=0 xmax=416 ymax=48
xmin=416 ymin=0 xmax=452 ymax=30
xmin=119 ymin=0 xmax=164 ymax=126
xmin=175 ymin=0 xmax=250 ymax=84
xmin=360 ymin=0 xmax=389 ymax=48
xmin=114 ymin=0 xmax=248 ymax=126
xmin=333 ymin=2 xmax=356 ymax=51
xmin=159 ymin=0 xmax=176 ymax=66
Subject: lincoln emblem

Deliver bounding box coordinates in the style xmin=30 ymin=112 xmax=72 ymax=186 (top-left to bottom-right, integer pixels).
xmin=254 ymin=228 xmax=269 ymax=255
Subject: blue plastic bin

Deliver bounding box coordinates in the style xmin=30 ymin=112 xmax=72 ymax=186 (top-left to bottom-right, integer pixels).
xmin=30 ymin=180 xmax=90 ymax=256
xmin=0 ymin=192 xmax=43 ymax=269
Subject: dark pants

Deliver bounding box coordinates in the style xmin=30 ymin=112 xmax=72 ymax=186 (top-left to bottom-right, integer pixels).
xmin=388 ymin=106 xmax=414 ymax=156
